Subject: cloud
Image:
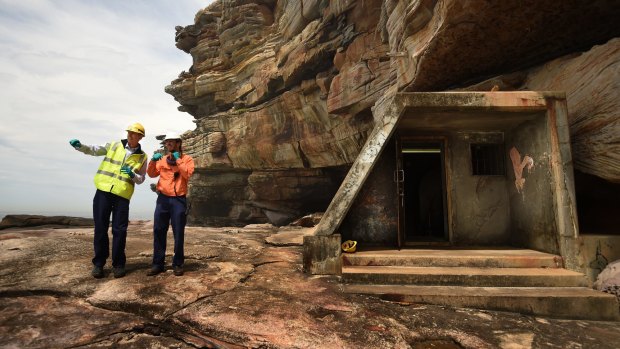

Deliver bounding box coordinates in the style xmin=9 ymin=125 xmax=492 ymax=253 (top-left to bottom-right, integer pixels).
xmin=0 ymin=0 xmax=211 ymax=219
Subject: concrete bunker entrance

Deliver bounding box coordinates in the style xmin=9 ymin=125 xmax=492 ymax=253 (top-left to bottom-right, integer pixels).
xmin=390 ymin=108 xmax=548 ymax=249
xmin=340 ymin=97 xmax=567 ymax=254
xmin=306 ymin=92 xmax=578 ymax=275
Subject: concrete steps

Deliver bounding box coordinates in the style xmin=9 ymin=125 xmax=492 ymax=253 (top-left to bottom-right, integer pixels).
xmin=341 ymin=248 xmax=620 ymax=320
xmin=342 ymin=266 xmax=588 ymax=287
xmin=342 ymin=248 xmax=562 ymax=268
xmin=342 ymin=284 xmax=620 ymax=321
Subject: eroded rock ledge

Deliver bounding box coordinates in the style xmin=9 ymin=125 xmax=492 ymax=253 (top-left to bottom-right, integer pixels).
xmin=0 ymin=215 xmax=94 ymax=230
xmin=167 ymin=0 xmax=620 ymax=226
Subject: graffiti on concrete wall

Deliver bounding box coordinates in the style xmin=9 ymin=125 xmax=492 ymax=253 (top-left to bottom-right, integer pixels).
xmin=509 ymin=146 xmax=534 ymax=193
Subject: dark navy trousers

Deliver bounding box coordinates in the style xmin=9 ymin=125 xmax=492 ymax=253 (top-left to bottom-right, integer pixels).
xmin=152 ymin=194 xmax=186 ymax=268
xmin=92 ymin=189 xmax=129 ymax=268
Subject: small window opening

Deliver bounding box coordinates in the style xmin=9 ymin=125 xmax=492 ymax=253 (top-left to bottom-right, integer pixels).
xmin=471 ymin=144 xmax=505 ymax=175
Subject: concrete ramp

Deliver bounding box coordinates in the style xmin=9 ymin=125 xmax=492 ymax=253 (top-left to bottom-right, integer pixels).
xmin=341 ymin=248 xmax=620 ymax=320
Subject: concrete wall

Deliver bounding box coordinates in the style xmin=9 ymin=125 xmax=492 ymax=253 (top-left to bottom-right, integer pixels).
xmin=339 ymin=138 xmax=398 ymax=245
xmin=506 ymin=114 xmax=560 ymax=254
xmin=338 ymin=121 xmax=560 ymax=250
xmin=577 ymin=235 xmax=620 ymax=282
xmin=448 ymin=131 xmax=511 ymax=245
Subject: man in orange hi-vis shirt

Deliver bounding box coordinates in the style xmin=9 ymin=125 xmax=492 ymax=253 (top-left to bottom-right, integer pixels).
xmin=146 ymin=132 xmax=195 ymax=276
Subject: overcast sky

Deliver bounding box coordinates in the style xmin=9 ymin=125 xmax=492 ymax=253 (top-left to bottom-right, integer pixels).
xmin=0 ymin=0 xmax=212 ymax=219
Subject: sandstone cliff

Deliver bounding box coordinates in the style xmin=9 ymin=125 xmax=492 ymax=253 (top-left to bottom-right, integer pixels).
xmin=167 ymin=0 xmax=620 ymax=226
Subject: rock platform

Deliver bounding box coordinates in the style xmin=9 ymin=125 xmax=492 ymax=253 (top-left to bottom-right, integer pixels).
xmin=1 ymin=221 xmax=619 ymax=348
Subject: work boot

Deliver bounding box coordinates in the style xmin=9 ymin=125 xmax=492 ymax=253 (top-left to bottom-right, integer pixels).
xmin=91 ymin=266 xmax=104 ymax=279
xmin=147 ymin=266 xmax=164 ymax=276
xmin=113 ymin=266 xmax=126 ymax=278
xmin=173 ymin=265 xmax=184 ymax=276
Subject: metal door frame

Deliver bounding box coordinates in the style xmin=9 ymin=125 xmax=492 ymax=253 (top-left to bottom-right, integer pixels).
xmin=396 ymin=135 xmax=452 ymax=246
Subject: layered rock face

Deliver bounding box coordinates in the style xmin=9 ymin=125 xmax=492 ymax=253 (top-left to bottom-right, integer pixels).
xmin=167 ymin=0 xmax=620 ymax=226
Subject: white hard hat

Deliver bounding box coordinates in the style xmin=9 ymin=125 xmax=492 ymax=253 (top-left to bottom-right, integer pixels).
xmin=164 ymin=131 xmax=182 ymax=141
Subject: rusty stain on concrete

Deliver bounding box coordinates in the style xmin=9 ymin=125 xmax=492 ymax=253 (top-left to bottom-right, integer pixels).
xmin=509 ymin=146 xmax=534 ymax=194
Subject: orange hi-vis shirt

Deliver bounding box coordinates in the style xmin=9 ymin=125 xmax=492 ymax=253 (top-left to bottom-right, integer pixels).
xmin=147 ymin=154 xmax=195 ymax=196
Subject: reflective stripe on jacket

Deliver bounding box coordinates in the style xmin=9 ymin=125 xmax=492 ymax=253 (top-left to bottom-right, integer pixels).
xmin=94 ymin=141 xmax=147 ymax=200
xmin=147 ymin=154 xmax=195 ymax=196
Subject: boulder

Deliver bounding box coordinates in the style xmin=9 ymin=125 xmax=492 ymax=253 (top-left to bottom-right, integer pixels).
xmin=594 ymin=259 xmax=620 ymax=306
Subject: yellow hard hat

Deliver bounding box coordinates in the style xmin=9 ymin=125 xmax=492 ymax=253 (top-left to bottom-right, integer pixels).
xmin=341 ymin=240 xmax=357 ymax=253
xmin=126 ymin=122 xmax=145 ymax=136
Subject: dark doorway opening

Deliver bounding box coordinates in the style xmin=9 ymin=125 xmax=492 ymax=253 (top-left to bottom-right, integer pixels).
xmin=401 ymin=142 xmax=448 ymax=242
xmin=574 ymin=170 xmax=620 ymax=235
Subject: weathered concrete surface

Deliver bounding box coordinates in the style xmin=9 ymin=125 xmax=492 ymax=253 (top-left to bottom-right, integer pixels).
xmin=265 ymin=226 xmax=315 ymax=246
xmin=340 ymin=249 xmax=619 ymax=320
xmin=342 ymin=248 xmax=563 ymax=268
xmin=303 ymin=234 xmax=343 ymax=275
xmin=313 ymin=90 xmax=400 ymax=237
xmin=578 ymin=235 xmax=620 ymax=282
xmin=1 ymin=221 xmax=620 ymax=348
xmin=342 ymin=284 xmax=620 ymax=321
xmin=341 ymin=266 xmax=589 ymax=288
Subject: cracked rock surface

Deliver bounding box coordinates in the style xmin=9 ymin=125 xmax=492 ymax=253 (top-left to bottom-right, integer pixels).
xmin=1 ymin=221 xmax=619 ymax=348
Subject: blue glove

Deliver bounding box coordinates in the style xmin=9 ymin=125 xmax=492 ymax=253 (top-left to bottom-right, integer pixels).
xmin=151 ymin=153 xmax=162 ymax=161
xmin=120 ymin=165 xmax=135 ymax=178
xmin=69 ymin=139 xmax=81 ymax=149
xmin=172 ymin=151 xmax=180 ymax=160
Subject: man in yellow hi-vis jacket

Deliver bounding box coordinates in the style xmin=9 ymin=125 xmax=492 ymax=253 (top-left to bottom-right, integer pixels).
xmin=69 ymin=123 xmax=147 ymax=279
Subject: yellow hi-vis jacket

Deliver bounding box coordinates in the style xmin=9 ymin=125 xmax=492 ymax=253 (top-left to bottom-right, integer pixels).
xmin=94 ymin=141 xmax=147 ymax=200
